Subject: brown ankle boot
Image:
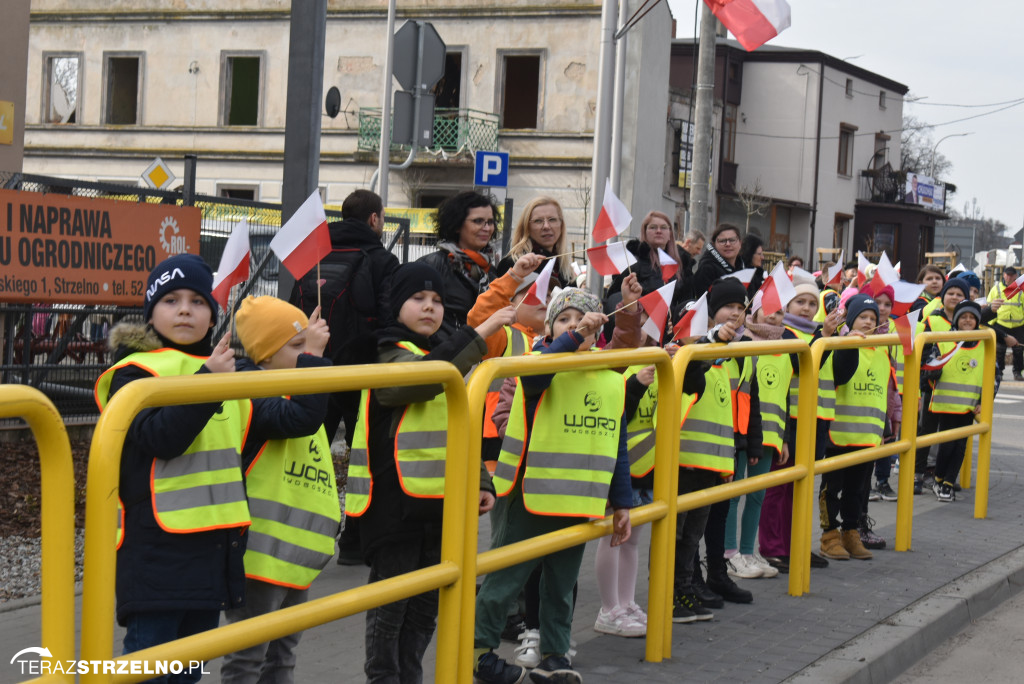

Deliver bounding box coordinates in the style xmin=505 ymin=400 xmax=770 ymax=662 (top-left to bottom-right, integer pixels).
xmin=820 ymin=529 xmax=850 ymax=560
xmin=842 ymin=528 xmax=873 ymax=560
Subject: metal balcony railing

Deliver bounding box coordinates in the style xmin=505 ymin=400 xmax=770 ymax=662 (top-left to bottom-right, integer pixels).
xmin=357 ymin=107 xmax=500 ymax=155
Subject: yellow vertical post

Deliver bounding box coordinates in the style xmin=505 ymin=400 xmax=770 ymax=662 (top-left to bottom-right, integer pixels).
xmin=0 ymin=386 xmax=76 ymax=680
xmin=895 ymin=335 xmax=922 ymax=551
xmin=974 ymin=329 xmax=996 ymax=519
xmin=435 ymin=376 xmax=470 ymax=682
xmin=646 ymin=349 xmax=681 ymax=662
xmin=960 ymin=434 xmax=974 ymax=490
xmin=788 ymin=344 xmax=819 ymax=596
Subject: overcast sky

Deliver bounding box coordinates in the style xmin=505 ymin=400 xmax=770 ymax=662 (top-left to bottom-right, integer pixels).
xmin=666 ymin=0 xmax=1023 ymax=234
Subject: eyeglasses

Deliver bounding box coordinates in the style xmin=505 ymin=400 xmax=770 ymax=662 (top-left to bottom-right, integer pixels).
xmin=647 ymin=224 xmax=671 ymax=232
xmin=468 ymin=218 xmax=497 ymax=227
xmin=716 ymin=237 xmax=739 ymax=245
xmin=531 ymin=217 xmax=562 ymax=227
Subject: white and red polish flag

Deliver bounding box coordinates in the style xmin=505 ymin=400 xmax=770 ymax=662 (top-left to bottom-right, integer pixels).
xmin=922 ymin=341 xmax=965 ymax=371
xmin=724 ymin=268 xmax=758 ymax=288
xmin=521 ymin=256 xmax=556 ymax=307
xmin=869 ymin=251 xmax=900 ymax=296
xmin=947 ymin=262 xmax=967 ymax=279
xmin=592 ymin=178 xmax=632 ymax=243
xmin=890 ymin=281 xmax=926 ymax=318
xmin=756 ymin=260 xmax=797 ymax=316
xmin=270 ymin=190 xmax=332 ymax=279
xmin=587 ymin=241 xmax=637 ymax=277
xmin=824 ymin=250 xmax=845 ymax=288
xmin=894 ymin=310 xmax=920 ymax=353
xmin=672 ymin=292 xmax=709 ymax=341
xmin=1003 ymin=272 xmax=1024 ymax=299
xmin=857 ymin=251 xmax=872 ymax=288
xmin=704 ymin=0 xmax=791 ymax=52
xmin=211 ymin=218 xmax=251 ymax=309
xmin=638 ymin=281 xmax=676 ymax=343
xmin=657 ymin=248 xmax=679 ymax=281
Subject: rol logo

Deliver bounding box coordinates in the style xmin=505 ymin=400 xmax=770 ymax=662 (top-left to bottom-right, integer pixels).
xmin=714 ymin=377 xmax=730 ymax=407
xmin=584 ymin=391 xmax=603 ymax=413
xmin=758 ymin=363 xmax=780 ymax=389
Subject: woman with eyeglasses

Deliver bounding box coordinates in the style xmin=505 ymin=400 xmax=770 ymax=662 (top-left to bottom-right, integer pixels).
xmin=692 ymin=223 xmax=747 ymax=297
xmin=418 ymin=190 xmax=499 ymax=331
xmin=606 ymin=211 xmax=684 ymax=296
xmin=496 ymin=196 xmax=575 ymax=288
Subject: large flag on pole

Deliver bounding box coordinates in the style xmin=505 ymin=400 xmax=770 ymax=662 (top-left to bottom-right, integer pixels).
xmin=704 ymin=0 xmax=792 ymax=52
xmin=592 ymin=178 xmax=632 ymax=243
xmin=270 ymin=190 xmax=332 ymax=279
xmin=587 ymin=242 xmax=637 ymax=277
xmin=211 ymin=218 xmax=251 ymax=309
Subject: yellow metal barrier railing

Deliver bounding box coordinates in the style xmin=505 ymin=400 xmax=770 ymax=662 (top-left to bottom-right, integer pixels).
xmin=894 ymin=328 xmax=996 ymax=549
xmin=78 ymin=362 xmax=470 ymax=684
xmin=462 ymin=347 xmax=677 ymax=677
xmin=0 ymin=385 xmax=76 ymax=682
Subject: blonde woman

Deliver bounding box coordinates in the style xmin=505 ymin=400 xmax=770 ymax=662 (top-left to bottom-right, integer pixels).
xmin=496 ymin=196 xmax=574 ymax=287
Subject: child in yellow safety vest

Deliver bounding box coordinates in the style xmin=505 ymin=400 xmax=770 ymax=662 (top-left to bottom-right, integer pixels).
xmin=473 ymin=284 xmax=640 ymax=684
xmin=910 ymin=263 xmax=946 ymax=315
xmin=818 ymin=295 xmax=889 ymax=561
xmin=220 ymin=296 xmax=338 ymax=684
xmin=343 ymin=262 xmax=514 ymax=682
xmin=921 ymin=301 xmax=987 ymax=502
xmin=94 ymin=254 xmax=248 ymax=682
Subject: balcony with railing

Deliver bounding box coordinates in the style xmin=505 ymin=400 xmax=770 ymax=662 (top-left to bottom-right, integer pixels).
xmin=357 ymin=107 xmax=500 ymax=156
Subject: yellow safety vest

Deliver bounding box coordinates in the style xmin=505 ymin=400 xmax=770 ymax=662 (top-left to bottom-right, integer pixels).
xmin=679 ymin=364 xmax=735 ymax=474
xmin=988 ymin=284 xmax=1024 ymax=327
xmin=785 ymin=326 xmax=836 ymax=420
xmin=828 ymin=348 xmax=889 ymax=448
xmin=624 ymin=365 xmax=657 ymax=478
xmin=95 ymin=349 xmax=251 ymax=545
xmin=725 ymin=356 xmax=753 ymax=435
xmin=493 ymin=368 xmax=626 ymax=519
xmin=754 ymin=354 xmax=791 ymax=455
xmin=483 ymin=326 xmax=531 ymax=439
xmin=918 ymin=312 xmax=957 ymax=355
xmin=243 ymin=425 xmax=341 ymax=589
xmin=929 ymin=343 xmax=985 ymax=414
xmin=345 ymin=341 xmax=450 ymax=517
xmin=886 ymin=319 xmax=905 ymax=395
xmin=921 ymin=295 xmax=943 ymax=318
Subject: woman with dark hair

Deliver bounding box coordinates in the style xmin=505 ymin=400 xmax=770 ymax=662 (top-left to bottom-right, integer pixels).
xmin=417 ymin=190 xmax=499 ymax=331
xmin=495 ymin=196 xmax=574 ymax=287
xmin=740 ymin=233 xmax=765 ymax=295
xmin=691 ymin=224 xmax=746 ymax=296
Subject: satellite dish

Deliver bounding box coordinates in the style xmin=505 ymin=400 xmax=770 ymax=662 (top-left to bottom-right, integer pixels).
xmin=50 ymin=81 xmax=75 ymax=123
xmin=325 ymin=86 xmax=341 ymax=119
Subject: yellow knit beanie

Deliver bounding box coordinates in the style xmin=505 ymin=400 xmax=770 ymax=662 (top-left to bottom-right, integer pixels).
xmin=235 ymin=296 xmax=308 ymax=363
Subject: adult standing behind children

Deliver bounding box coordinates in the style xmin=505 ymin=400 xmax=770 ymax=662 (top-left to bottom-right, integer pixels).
xmin=495 ymin=196 xmax=575 ymax=288
xmin=691 ymin=224 xmax=746 ymax=296
xmin=95 ymin=254 xmax=247 ymax=683
xmin=418 ymin=191 xmax=500 ymax=331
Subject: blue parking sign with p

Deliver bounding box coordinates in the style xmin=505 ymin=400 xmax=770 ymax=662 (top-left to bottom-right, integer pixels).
xmin=474 ymin=151 xmax=509 ymax=187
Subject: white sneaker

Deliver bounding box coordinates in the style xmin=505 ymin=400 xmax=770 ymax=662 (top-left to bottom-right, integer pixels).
xmin=513 ymin=628 xmax=541 ymax=668
xmin=593 ymin=606 xmax=646 ymax=637
xmin=726 ymin=553 xmax=764 ymax=579
xmin=750 ymin=551 xmax=780 ymax=578
xmin=623 ymin=601 xmax=647 ymax=626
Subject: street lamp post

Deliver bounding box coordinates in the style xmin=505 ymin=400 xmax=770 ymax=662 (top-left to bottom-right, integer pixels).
xmin=929 ymin=132 xmax=972 ymax=178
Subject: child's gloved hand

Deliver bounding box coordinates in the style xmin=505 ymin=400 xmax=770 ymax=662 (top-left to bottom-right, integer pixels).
xmin=205 ymin=332 xmax=235 ymax=373
xmin=304 ymin=306 xmax=331 ymax=357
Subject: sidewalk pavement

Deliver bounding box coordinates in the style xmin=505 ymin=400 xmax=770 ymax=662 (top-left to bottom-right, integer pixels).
xmin=2 ymin=417 xmax=1023 ymax=683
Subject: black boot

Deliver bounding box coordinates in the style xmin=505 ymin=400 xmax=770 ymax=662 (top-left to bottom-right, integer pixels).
xmin=706 ymin=556 xmax=753 ymax=604
xmin=692 ymin=559 xmax=724 ymax=609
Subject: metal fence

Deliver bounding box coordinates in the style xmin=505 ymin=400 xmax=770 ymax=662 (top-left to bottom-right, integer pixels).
xmin=0 ymin=172 xmax=428 ymax=424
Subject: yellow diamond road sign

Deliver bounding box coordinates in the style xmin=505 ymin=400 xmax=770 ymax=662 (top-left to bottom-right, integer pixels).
xmin=142 ymin=157 xmax=175 ymax=190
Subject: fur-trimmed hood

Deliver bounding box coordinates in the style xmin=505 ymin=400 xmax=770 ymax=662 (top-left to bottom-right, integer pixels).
xmin=108 ymin=321 xmax=161 ymax=355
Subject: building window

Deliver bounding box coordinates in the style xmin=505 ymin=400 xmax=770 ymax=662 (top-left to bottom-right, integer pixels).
xmin=872 ymin=223 xmax=898 ymax=255
xmin=222 ymin=52 xmax=264 ymax=126
xmin=104 ymin=54 xmax=142 ymax=125
xmin=722 ymin=105 xmax=737 ymax=163
xmin=837 ymin=123 xmax=857 ymax=176
xmin=44 ymin=53 xmax=82 ymax=124
xmin=218 ymin=186 xmax=257 ymax=200
xmin=878 ymin=90 xmax=886 ymax=109
xmin=499 ymin=53 xmax=542 ymax=129
xmin=433 ymin=50 xmax=464 ymax=109
xmin=673 ymin=120 xmax=695 ymax=188
xmin=845 ymin=78 xmax=853 ymax=97
xmin=834 ymin=214 xmax=852 ymax=249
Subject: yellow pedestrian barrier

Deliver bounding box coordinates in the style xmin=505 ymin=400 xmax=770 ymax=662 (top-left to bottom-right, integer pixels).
xmin=0 ymin=385 xmax=76 ymax=681
xmin=78 ymin=362 xmax=470 ymax=683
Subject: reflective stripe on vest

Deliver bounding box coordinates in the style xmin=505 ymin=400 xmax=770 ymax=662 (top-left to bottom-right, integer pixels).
xmin=918 ymin=313 xmax=957 ymax=355
xmin=754 ymin=354 xmax=791 ymax=455
xmin=624 ymin=365 xmax=657 ymax=478
xmin=243 ymin=425 xmax=341 ymax=589
xmin=343 ymin=389 xmax=372 ymax=517
xmin=483 ymin=327 xmax=531 ymax=439
xmin=829 ymin=348 xmax=889 ymax=448
xmin=888 ymin=320 xmax=905 ymax=395
xmin=494 ymin=368 xmax=626 ymax=518
xmin=393 ymin=341 xmax=449 ymax=498
xmin=929 ymin=343 xmax=984 ymax=414
xmin=679 ymin=365 xmax=735 ymax=474
xmin=95 ymin=348 xmax=251 ymax=536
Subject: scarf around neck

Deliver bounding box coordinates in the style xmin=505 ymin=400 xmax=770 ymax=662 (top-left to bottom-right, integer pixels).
xmin=438 ymin=240 xmax=494 ymax=293
xmin=706 ymin=244 xmax=742 ymax=273
xmin=782 ymin=312 xmax=818 ymax=335
xmin=744 ymin=315 xmax=784 ymax=341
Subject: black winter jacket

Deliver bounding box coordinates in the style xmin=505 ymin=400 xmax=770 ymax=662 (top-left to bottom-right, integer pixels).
xmin=103 ymin=323 xmax=248 ymax=625
xmin=417 ymin=250 xmax=496 ymax=333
